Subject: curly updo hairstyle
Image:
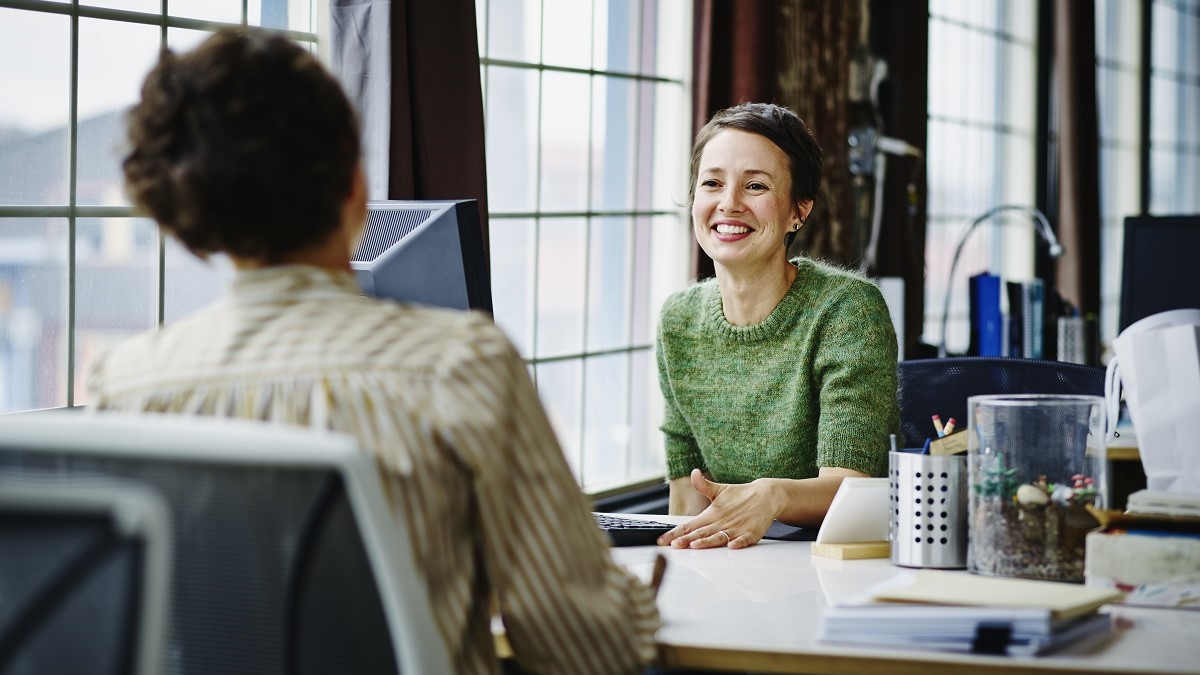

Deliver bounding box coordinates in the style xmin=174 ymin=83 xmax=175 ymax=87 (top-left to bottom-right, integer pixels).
xmin=687 ymin=102 xmax=823 ymax=209
xmin=123 ymin=28 xmax=361 ymax=261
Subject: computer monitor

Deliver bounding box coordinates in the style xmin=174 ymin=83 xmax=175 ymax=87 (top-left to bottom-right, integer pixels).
xmin=1119 ymin=214 xmax=1200 ymax=331
xmin=352 ymin=199 xmax=493 ymax=313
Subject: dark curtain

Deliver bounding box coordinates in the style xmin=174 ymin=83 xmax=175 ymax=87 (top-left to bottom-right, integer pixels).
xmin=693 ymin=0 xmax=928 ymax=356
xmin=692 ymin=1 xmax=871 ymax=280
xmin=331 ymin=0 xmax=489 ymax=253
xmin=778 ymin=0 xmax=864 ymax=269
xmin=691 ymin=0 xmax=781 ymax=280
xmin=1052 ymin=0 xmax=1101 ymax=316
xmin=869 ymin=1 xmax=929 ymax=359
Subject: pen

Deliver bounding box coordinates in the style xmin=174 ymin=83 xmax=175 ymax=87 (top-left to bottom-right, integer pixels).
xmin=921 ymin=438 xmax=931 ymax=455
xmin=932 ymin=414 xmax=945 ymax=438
xmin=890 ymin=433 xmax=898 ymax=453
xmin=650 ymin=553 xmax=668 ymax=599
xmin=943 ymin=418 xmax=957 ymax=435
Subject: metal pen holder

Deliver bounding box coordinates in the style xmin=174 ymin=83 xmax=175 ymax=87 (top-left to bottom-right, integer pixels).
xmin=889 ymin=451 xmax=968 ymax=569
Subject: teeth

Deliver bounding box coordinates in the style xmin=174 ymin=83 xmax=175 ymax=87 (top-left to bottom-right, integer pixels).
xmin=715 ymin=224 xmax=750 ymax=234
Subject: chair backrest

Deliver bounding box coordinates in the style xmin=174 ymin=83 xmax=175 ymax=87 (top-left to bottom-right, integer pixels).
xmin=0 ymin=480 xmax=169 ymax=675
xmin=0 ymin=412 xmax=452 ymax=675
xmin=897 ymin=357 xmax=1107 ymax=447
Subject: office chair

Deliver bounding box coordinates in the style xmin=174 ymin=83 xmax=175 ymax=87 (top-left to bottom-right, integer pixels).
xmin=0 ymin=481 xmax=169 ymax=675
xmin=897 ymin=357 xmax=1107 ymax=448
xmin=0 ymin=413 xmax=452 ymax=675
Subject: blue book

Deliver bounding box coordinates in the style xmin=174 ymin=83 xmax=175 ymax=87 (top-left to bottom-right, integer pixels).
xmin=1026 ymin=279 xmax=1045 ymax=359
xmin=968 ymin=272 xmax=1003 ymax=356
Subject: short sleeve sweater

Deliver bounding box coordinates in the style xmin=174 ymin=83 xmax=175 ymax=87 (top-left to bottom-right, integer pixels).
xmin=656 ymin=257 xmax=899 ymax=483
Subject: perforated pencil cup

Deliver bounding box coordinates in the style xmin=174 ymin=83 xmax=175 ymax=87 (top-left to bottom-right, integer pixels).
xmin=967 ymin=395 xmax=1106 ymax=582
xmin=889 ymin=451 xmax=968 ymax=569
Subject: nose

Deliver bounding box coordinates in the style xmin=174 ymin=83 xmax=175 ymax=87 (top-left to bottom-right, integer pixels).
xmin=717 ymin=186 xmax=744 ymax=213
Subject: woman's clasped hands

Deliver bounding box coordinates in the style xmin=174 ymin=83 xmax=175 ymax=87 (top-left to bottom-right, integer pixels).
xmin=656 ymin=468 xmax=782 ymax=549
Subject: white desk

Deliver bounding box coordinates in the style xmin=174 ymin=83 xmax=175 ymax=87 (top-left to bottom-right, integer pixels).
xmin=613 ymin=515 xmax=1200 ymax=674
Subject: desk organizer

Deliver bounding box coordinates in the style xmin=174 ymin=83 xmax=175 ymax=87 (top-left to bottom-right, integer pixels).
xmin=889 ymin=451 xmax=968 ymax=569
xmin=967 ymin=394 xmax=1106 ymax=582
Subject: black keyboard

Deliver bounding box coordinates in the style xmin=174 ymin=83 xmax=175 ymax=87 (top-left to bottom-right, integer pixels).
xmin=593 ymin=513 xmax=674 ymax=547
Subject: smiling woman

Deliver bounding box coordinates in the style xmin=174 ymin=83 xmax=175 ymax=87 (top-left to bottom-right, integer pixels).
xmin=655 ymin=102 xmax=901 ymax=551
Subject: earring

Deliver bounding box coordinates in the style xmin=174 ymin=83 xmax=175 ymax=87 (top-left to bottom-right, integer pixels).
xmin=792 ymin=223 xmax=800 ymax=231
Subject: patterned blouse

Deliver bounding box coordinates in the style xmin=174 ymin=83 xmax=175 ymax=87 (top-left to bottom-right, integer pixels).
xmin=87 ymin=264 xmax=658 ymax=675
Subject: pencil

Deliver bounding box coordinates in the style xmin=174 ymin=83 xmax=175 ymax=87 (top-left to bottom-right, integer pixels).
xmin=650 ymin=553 xmax=668 ymax=599
xmin=932 ymin=414 xmax=945 ymax=437
xmin=943 ymin=418 xmax=957 ymax=435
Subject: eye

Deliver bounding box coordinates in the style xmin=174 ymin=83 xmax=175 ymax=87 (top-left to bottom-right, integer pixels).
xmin=747 ymin=182 xmax=768 ymax=191
xmin=699 ymin=179 xmax=721 ymax=189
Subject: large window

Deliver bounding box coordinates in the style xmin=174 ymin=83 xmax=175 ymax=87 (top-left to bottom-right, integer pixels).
xmin=924 ymin=0 xmax=1039 ymax=353
xmin=926 ymin=0 xmax=1199 ymax=354
xmin=0 ymin=1 xmax=323 ymax=413
xmin=1095 ymin=0 xmax=1199 ymax=347
xmin=1095 ymin=0 xmax=1143 ymax=346
xmin=476 ymin=0 xmax=691 ymax=493
xmin=1148 ymin=0 xmax=1200 ymax=214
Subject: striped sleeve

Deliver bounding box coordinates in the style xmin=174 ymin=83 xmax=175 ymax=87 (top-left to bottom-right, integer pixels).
xmin=431 ymin=326 xmax=659 ymax=674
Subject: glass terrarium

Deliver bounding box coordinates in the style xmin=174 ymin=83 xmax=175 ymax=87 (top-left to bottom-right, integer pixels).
xmin=967 ymin=394 xmax=1107 ymax=582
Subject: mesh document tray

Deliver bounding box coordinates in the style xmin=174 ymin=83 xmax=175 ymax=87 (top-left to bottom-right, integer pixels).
xmin=897 ymin=357 xmax=1106 ymax=448
xmin=0 ymin=455 xmax=398 ymax=675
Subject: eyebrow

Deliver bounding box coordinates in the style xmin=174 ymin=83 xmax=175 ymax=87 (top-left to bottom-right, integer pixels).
xmin=699 ymin=168 xmax=777 ymax=180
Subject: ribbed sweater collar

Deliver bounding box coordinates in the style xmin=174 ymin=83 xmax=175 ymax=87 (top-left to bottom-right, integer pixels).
xmin=704 ymin=260 xmax=807 ymax=344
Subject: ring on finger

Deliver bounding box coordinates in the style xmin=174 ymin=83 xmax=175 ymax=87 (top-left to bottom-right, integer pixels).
xmin=717 ymin=529 xmax=731 ymax=544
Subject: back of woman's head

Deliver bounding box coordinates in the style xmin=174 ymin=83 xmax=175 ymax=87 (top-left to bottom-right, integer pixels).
xmin=123 ymin=28 xmax=361 ymax=260
xmin=688 ymin=102 xmax=823 ymax=207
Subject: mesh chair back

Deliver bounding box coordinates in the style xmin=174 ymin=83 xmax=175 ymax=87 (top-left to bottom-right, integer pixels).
xmin=0 ymin=414 xmax=450 ymax=675
xmin=897 ymin=357 xmax=1106 ymax=447
xmin=0 ymin=482 xmax=169 ymax=675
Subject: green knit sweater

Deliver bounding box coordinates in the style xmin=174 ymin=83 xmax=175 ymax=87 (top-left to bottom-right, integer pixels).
xmin=656 ymin=258 xmax=899 ymax=483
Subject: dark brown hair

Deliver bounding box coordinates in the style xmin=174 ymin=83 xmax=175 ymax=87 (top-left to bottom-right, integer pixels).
xmin=123 ymin=28 xmax=361 ymax=261
xmin=687 ymin=103 xmax=823 ymax=208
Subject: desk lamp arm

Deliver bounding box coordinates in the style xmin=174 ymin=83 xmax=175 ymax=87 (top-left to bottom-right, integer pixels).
xmin=937 ymin=205 xmax=1065 ymax=358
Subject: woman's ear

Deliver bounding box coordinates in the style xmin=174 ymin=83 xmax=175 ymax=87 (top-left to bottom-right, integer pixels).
xmin=794 ymin=199 xmax=814 ymax=227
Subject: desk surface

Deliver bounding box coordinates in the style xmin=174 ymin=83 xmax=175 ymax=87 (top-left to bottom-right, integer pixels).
xmin=612 ymin=514 xmax=1200 ymax=674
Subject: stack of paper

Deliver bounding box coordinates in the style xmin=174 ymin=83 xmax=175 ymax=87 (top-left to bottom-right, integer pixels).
xmin=817 ymin=571 xmax=1121 ymax=656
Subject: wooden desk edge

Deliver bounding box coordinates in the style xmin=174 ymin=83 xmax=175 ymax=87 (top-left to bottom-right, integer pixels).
xmin=1106 ymin=446 xmax=1140 ymax=462
xmin=658 ymin=643 xmax=1122 ymax=675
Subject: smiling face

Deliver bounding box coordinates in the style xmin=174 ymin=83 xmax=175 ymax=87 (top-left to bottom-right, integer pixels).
xmin=692 ymin=129 xmax=809 ymax=275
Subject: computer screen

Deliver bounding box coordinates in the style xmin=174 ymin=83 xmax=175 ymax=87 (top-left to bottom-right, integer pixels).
xmin=1119 ymin=214 xmax=1200 ymax=331
xmin=351 ymin=199 xmax=493 ymax=313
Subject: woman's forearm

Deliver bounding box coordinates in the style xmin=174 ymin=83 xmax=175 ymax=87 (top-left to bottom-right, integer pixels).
xmin=757 ymin=467 xmax=868 ymax=528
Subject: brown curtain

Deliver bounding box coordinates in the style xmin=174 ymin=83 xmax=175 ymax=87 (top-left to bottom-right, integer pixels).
xmin=777 ymin=0 xmax=864 ymax=267
xmin=693 ymin=0 xmax=928 ymax=357
xmin=1053 ymin=0 xmax=1101 ymax=316
xmin=331 ymin=0 xmax=490 ymax=254
xmin=692 ymin=0 xmax=867 ymax=279
xmin=692 ymin=0 xmax=781 ymax=280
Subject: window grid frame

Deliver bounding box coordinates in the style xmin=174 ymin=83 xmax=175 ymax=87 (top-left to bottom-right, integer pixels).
xmin=1095 ymin=0 xmax=1145 ymax=347
xmin=1148 ymin=0 xmax=1200 ymax=212
xmin=0 ymin=0 xmax=320 ymax=408
xmin=925 ymin=6 xmax=1038 ymax=351
xmin=478 ymin=0 xmax=688 ymax=490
